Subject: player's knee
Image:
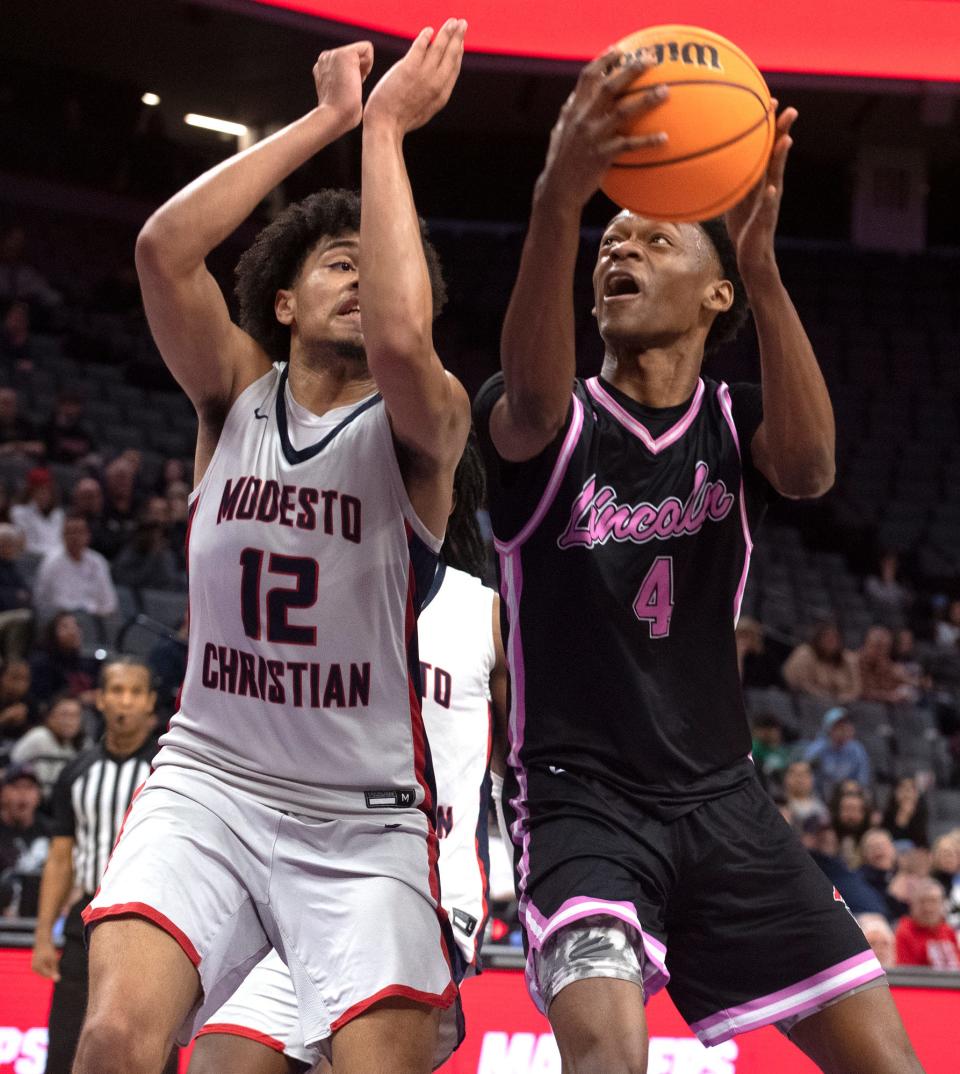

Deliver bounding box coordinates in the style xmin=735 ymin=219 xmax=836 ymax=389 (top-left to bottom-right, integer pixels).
xmin=557 ymin=1025 xmax=647 ymax=1074
xmin=74 ymin=1010 xmax=168 ymax=1074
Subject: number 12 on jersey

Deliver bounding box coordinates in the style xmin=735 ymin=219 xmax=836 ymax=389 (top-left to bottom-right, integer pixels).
xmin=633 ymin=556 xmax=674 ymax=638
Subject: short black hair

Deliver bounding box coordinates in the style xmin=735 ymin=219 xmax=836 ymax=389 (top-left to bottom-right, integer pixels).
xmin=698 ymin=216 xmax=749 ymax=354
xmin=234 ymin=189 xmax=448 ymax=365
xmin=99 ymin=655 xmax=153 ymax=690
xmin=441 ymin=434 xmax=488 ymax=579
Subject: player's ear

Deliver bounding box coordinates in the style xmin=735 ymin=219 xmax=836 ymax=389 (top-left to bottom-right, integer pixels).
xmin=275 ymin=289 xmax=295 ymax=326
xmin=704 ymin=278 xmax=734 ymax=315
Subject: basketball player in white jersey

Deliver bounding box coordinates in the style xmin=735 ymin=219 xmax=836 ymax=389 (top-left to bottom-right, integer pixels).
xmin=74 ymin=24 xmax=473 ymax=1074
xmin=187 ymin=444 xmax=509 ymax=1074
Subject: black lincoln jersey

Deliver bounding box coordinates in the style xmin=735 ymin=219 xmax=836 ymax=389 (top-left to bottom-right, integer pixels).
xmin=475 ymin=373 xmax=772 ymax=819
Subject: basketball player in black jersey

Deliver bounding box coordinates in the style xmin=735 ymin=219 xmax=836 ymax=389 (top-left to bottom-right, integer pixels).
xmin=475 ymin=48 xmax=922 ymax=1073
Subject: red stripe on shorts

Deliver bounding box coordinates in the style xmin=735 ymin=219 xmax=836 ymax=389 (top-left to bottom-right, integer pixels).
xmin=82 ymin=901 xmax=201 ymax=967
xmin=330 ymin=979 xmax=458 ymax=1034
xmin=196 ymin=1024 xmax=286 ymax=1053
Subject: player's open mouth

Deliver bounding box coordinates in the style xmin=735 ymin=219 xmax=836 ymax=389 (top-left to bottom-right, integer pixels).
xmin=337 ymin=297 xmax=360 ymax=317
xmin=603 ymin=272 xmax=643 ymax=300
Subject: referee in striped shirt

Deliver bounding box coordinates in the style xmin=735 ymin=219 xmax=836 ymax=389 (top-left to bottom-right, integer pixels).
xmin=30 ymin=655 xmax=175 ymax=1074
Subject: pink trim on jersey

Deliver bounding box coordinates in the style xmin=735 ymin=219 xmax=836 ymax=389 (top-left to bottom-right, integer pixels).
xmin=468 ymin=705 xmax=494 ymax=968
xmin=716 ymin=383 xmax=753 ymax=623
xmin=689 ymin=950 xmax=885 ymax=1046
xmin=525 ymin=895 xmax=670 ymax=997
xmin=82 ymin=901 xmax=201 ymax=967
xmin=586 ymin=377 xmax=705 ymax=455
xmin=329 ymin=979 xmax=458 ymax=1033
xmin=494 ymin=394 xmax=585 ymax=554
xmin=195 ymin=1024 xmax=287 ymax=1053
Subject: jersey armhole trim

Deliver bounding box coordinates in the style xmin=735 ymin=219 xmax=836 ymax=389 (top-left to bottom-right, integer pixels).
xmin=493 ymin=393 xmax=584 ymax=554
xmin=717 ymin=382 xmax=754 ymax=624
xmin=188 ymin=367 xmax=280 ymax=507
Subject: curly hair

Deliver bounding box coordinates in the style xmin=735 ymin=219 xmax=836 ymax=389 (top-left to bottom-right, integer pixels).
xmin=441 ymin=434 xmax=488 ymax=579
xmin=698 ymin=216 xmax=750 ymax=354
xmin=234 ymin=189 xmax=448 ymax=365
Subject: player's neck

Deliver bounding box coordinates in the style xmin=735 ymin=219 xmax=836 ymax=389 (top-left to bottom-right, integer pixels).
xmin=600 ymin=342 xmax=703 ymax=409
xmin=286 ymin=350 xmax=376 ymax=417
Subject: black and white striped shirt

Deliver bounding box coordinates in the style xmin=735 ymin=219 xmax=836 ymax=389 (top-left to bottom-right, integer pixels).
xmin=51 ymin=738 xmax=156 ymax=895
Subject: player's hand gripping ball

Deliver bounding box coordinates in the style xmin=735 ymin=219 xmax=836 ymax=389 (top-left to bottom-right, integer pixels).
xmin=601 ymin=25 xmax=775 ymax=222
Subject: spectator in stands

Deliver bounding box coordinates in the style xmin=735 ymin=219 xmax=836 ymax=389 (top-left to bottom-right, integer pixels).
xmin=865 ymin=552 xmax=913 ymax=620
xmin=857 ymin=828 xmax=909 ymax=923
xmin=931 ymin=834 xmax=960 ymax=918
xmin=736 ymin=616 xmax=787 ymax=688
xmin=0 ymin=522 xmax=33 ymax=659
xmin=148 ymin=614 xmax=187 ymax=721
xmin=856 ymin=913 xmax=897 ymax=969
xmin=934 ymin=599 xmax=960 ymax=650
xmin=799 ymin=814 xmax=887 ymax=915
xmin=158 ymin=457 xmax=188 ymax=493
xmin=895 ymin=878 xmax=960 ymax=969
xmin=889 ymin=844 xmax=934 ymax=909
xmin=782 ymin=759 xmax=829 ymax=825
xmin=831 ymin=785 xmax=872 ymax=868
xmin=10 ymin=695 xmax=85 ymax=804
xmin=28 ymin=612 xmax=99 ymax=708
xmin=859 ymin=625 xmax=920 ymax=703
xmin=751 ymin=713 xmax=791 ymax=787
xmin=44 ymin=390 xmax=98 ymax=466
xmin=881 ymin=775 xmax=930 ymax=848
xmin=0 ymin=386 xmax=44 ymax=460
xmin=70 ymin=477 xmax=108 ymax=551
xmin=0 ymin=659 xmax=38 ymax=761
xmin=111 ymin=495 xmax=180 ymax=591
xmin=10 ymin=467 xmax=64 ymax=557
xmin=96 ymin=456 xmax=140 ymax=559
xmin=165 ymin=480 xmax=190 ymax=565
xmin=0 ymin=763 xmax=51 ymax=916
xmin=804 ymin=707 xmax=871 ymax=799
xmin=782 ymin=621 xmax=861 ymax=703
xmin=0 ymin=300 xmax=40 ymax=370
xmin=0 ymin=225 xmax=61 ymax=309
xmin=33 ymin=515 xmax=117 ymax=622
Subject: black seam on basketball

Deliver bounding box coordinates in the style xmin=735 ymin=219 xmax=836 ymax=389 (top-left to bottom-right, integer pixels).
xmin=621 ymin=79 xmax=769 ymax=110
xmin=610 ymin=106 xmax=772 ymax=172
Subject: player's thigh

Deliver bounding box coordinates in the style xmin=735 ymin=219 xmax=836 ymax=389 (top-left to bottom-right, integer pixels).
xmin=84 ymin=916 xmax=200 ymax=1052
xmin=188 ymin=1032 xmax=306 ymax=1074
xmin=330 ymin=996 xmax=441 ymax=1074
xmin=549 ymin=978 xmax=648 ymax=1074
xmin=788 ymin=983 xmax=924 ymax=1074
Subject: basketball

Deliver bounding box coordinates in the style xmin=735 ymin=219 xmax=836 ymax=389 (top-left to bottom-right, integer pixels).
xmin=601 ymin=25 xmax=775 ymax=222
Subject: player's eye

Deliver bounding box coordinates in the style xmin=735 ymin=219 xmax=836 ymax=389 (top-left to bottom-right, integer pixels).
xmin=601 ymin=234 xmax=619 ymax=247
xmin=649 ymin=234 xmax=670 ymax=246
xmin=329 ymin=260 xmax=354 ymax=271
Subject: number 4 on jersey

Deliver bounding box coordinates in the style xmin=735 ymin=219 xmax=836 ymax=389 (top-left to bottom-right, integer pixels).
xmin=633 ymin=556 xmax=674 ymax=638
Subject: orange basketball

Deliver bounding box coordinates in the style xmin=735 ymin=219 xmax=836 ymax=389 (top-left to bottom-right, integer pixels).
xmin=600 ymin=25 xmax=775 ymax=222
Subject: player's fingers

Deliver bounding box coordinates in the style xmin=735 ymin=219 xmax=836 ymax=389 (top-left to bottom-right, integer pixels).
xmin=408 ymin=26 xmax=433 ymax=61
xmin=603 ymin=131 xmax=668 ymax=158
xmin=580 ymin=47 xmax=622 ymax=86
xmin=354 ymin=41 xmax=374 ymax=80
xmin=438 ymin=20 xmax=467 ymax=75
xmin=776 ymin=106 xmax=798 ymax=135
xmin=767 ymin=134 xmax=793 ymax=192
xmin=616 ymin=83 xmax=669 ymax=121
xmin=430 ymin=17 xmax=460 ymax=63
xmin=605 ymin=49 xmax=658 ymax=96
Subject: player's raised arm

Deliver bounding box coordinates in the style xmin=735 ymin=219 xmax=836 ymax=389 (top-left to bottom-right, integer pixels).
xmin=359 ymin=22 xmax=471 ymax=493
xmin=135 ymin=43 xmax=373 ymax=419
xmin=724 ymin=108 xmax=836 ymax=499
xmin=492 ymin=50 xmax=667 ymax=462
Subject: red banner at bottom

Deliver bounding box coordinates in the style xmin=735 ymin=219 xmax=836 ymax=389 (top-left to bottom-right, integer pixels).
xmin=0 ymin=949 xmax=954 ymax=1073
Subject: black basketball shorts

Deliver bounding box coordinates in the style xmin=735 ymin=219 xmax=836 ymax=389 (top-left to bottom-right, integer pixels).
xmin=507 ymin=768 xmax=885 ymax=1046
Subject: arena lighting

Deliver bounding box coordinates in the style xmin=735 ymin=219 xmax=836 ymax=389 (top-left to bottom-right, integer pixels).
xmin=184 ymin=113 xmax=249 ymax=137
xmin=140 ymin=92 xmax=161 ymax=106
xmin=248 ymin=0 xmax=960 ymax=82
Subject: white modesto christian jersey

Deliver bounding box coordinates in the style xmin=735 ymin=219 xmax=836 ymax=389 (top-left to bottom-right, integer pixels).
xmin=419 ymin=563 xmax=496 ymax=967
xmin=156 ymin=364 xmax=441 ymax=819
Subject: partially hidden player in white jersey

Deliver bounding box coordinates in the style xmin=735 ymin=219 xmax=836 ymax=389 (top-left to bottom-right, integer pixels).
xmin=75 ymin=25 xmax=475 ymax=1074
xmin=187 ymin=442 xmax=509 ymax=1074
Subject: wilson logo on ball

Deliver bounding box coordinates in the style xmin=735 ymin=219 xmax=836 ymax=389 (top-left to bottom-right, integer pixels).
xmin=623 ymin=41 xmax=723 ymax=72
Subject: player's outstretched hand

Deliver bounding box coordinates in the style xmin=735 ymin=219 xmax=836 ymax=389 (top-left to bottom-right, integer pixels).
xmin=364 ymin=19 xmax=467 ymax=134
xmin=540 ymin=47 xmax=668 ymax=209
xmin=724 ymin=103 xmax=797 ymax=281
xmin=313 ymin=41 xmax=375 ymax=132
xmin=31 ymin=939 xmax=61 ymax=982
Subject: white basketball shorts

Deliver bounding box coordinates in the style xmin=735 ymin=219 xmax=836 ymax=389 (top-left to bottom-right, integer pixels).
xmin=83 ymin=764 xmax=460 ymax=1066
